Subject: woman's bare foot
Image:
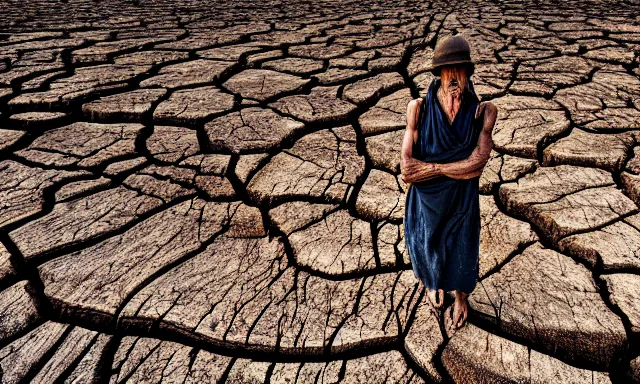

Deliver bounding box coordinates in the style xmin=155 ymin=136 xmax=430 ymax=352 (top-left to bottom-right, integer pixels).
xmin=451 ymin=290 xmax=468 ymax=329
xmin=427 ymin=288 xmax=445 ymax=308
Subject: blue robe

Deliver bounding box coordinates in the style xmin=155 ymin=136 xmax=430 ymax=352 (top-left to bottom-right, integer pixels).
xmin=404 ymin=77 xmax=482 ymax=294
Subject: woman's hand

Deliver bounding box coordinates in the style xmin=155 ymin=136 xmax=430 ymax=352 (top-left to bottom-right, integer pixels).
xmin=401 ymin=157 xmax=441 ymax=184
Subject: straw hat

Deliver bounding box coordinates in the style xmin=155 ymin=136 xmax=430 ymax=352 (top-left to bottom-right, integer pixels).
xmin=427 ymin=34 xmax=475 ymax=76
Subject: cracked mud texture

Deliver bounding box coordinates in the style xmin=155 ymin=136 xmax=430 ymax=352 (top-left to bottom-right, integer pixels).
xmin=0 ymin=0 xmax=639 ymax=383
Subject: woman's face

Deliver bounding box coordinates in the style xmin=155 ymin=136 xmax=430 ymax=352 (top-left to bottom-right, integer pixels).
xmin=440 ymin=65 xmax=467 ymax=98
xmin=443 ymin=77 xmax=461 ymax=98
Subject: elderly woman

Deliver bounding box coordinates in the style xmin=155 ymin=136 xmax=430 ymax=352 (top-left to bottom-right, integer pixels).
xmin=401 ymin=35 xmax=498 ymax=329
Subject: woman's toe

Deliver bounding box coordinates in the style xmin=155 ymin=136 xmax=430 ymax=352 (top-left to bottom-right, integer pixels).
xmin=455 ymin=301 xmax=468 ymax=328
xmin=435 ymin=289 xmax=444 ymax=307
xmin=426 ymin=290 xmax=436 ymax=307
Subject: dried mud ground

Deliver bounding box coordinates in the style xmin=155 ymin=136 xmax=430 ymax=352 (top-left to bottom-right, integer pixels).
xmin=0 ymin=0 xmax=640 ymax=383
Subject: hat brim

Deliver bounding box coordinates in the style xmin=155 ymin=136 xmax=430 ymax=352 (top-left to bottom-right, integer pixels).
xmin=427 ymin=60 xmax=474 ymax=75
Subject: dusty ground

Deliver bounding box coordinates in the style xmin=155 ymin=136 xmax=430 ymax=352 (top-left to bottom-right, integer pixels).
xmin=0 ymin=0 xmax=639 ymax=383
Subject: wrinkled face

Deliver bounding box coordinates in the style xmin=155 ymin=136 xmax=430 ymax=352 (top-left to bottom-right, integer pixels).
xmin=444 ymin=77 xmax=461 ymax=97
xmin=440 ymin=65 xmax=468 ymax=98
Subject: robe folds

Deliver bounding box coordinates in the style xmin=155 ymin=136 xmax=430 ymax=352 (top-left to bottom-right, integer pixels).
xmin=404 ymin=77 xmax=483 ymax=294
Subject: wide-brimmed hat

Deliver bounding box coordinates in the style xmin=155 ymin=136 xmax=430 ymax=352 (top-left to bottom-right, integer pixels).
xmin=427 ymin=34 xmax=475 ymax=76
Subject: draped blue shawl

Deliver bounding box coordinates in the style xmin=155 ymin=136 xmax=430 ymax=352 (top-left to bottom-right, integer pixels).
xmin=404 ymin=77 xmax=482 ymax=294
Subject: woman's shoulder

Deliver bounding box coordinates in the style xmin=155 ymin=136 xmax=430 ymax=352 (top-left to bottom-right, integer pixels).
xmin=474 ymin=101 xmax=498 ymax=120
xmin=407 ymin=97 xmax=425 ymax=112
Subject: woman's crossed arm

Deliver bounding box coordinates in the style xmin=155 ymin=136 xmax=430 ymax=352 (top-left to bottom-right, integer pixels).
xmin=400 ymin=100 xmax=497 ymax=184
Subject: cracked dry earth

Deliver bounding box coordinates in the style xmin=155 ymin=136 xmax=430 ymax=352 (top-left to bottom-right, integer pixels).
xmin=1 ymin=0 xmax=640 ymax=383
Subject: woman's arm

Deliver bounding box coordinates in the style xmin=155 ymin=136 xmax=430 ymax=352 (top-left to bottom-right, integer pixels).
xmin=437 ymin=102 xmax=497 ymax=179
xmin=401 ymin=101 xmax=498 ymax=183
xmin=400 ymin=98 xmax=443 ymax=185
